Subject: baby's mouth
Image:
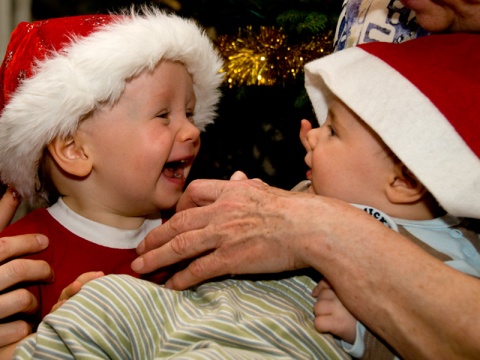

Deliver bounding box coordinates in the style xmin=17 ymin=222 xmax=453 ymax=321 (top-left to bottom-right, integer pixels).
xmin=163 ymin=159 xmax=188 ymax=180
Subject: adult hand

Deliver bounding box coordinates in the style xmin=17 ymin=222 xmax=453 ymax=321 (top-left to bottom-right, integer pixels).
xmin=0 ymin=187 xmax=53 ymax=349
xmin=0 ymin=187 xmax=20 ymax=230
xmin=132 ymin=178 xmax=353 ymax=289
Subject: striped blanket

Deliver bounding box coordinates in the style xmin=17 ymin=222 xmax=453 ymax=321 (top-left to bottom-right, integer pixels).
xmin=14 ymin=273 xmax=351 ymax=359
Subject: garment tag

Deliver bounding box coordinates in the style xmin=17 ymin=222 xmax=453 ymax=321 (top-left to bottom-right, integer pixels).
xmin=291 ymin=180 xmax=399 ymax=231
xmin=351 ymin=203 xmax=399 ymax=231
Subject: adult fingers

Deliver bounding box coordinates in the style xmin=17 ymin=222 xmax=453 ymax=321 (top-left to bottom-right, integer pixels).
xmin=163 ymin=249 xmax=238 ymax=290
xmin=229 ymin=170 xmax=248 ymax=181
xmin=0 ymin=288 xmax=39 ymax=319
xmin=0 ymin=258 xmax=53 ymax=291
xmin=175 ymin=179 xmax=225 ymax=212
xmin=137 ymin=204 xmax=214 ymax=256
xmin=0 ymin=234 xmax=49 ymax=263
xmin=0 ymin=322 xmax=31 ymax=348
xmin=175 ymin=178 xmax=266 ymax=212
xmin=134 ymin=180 xmax=229 ymax=255
xmin=137 ymin=179 xmax=266 ymax=255
xmin=133 ymin=179 xmax=291 ymax=287
xmin=134 ymin=247 xmax=216 ymax=290
xmin=0 ymin=188 xmax=21 ymax=231
xmin=134 ymin=180 xmax=269 ymax=270
xmin=133 ymin=208 xmax=218 ymax=274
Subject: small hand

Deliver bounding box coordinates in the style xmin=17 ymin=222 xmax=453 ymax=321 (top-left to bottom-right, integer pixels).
xmin=51 ymin=271 xmax=104 ymax=313
xmin=313 ymin=279 xmax=357 ymax=344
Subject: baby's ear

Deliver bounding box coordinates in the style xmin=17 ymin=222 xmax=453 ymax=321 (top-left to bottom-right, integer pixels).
xmin=386 ymin=163 xmax=427 ymax=204
xmin=47 ymin=135 xmax=92 ymax=177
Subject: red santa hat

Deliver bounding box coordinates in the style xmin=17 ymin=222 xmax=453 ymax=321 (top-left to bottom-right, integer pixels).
xmin=305 ymin=33 xmax=480 ymax=218
xmin=0 ymin=7 xmax=224 ymax=205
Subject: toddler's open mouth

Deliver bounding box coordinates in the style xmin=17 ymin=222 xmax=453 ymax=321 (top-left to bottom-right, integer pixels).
xmin=163 ymin=159 xmax=190 ymax=180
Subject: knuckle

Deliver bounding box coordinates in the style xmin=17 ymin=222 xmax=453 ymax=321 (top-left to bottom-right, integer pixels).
xmin=168 ymin=210 xmax=189 ymax=233
xmin=186 ymin=178 xmax=203 ymax=191
xmin=12 ymin=321 xmax=32 ymax=339
xmin=12 ymin=288 xmax=37 ymax=313
xmin=188 ymin=253 xmax=223 ymax=279
xmin=6 ymin=259 xmax=29 ymax=281
xmin=170 ymin=233 xmax=189 ymax=255
xmin=188 ymin=258 xmax=209 ymax=278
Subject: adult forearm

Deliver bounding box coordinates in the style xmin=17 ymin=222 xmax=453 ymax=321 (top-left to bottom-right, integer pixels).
xmin=134 ymin=179 xmax=480 ymax=358
xmin=303 ymin=205 xmax=480 ymax=359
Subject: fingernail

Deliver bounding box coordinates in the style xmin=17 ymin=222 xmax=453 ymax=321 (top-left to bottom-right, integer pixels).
xmin=131 ymin=257 xmax=144 ymax=272
xmin=7 ymin=186 xmax=21 ymax=201
xmin=36 ymin=235 xmax=48 ymax=247
xmin=11 ymin=189 xmax=21 ymax=201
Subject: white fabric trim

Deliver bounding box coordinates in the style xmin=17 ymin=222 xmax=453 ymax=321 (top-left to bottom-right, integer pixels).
xmin=47 ymin=198 xmax=163 ymax=249
xmin=305 ymin=47 xmax=480 ymax=218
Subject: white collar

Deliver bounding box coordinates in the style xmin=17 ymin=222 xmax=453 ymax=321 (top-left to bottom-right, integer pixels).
xmin=47 ymin=198 xmax=163 ymax=249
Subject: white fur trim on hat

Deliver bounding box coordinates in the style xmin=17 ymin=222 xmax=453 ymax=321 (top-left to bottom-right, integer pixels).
xmin=305 ymin=39 xmax=480 ymax=218
xmin=0 ymin=8 xmax=224 ymax=205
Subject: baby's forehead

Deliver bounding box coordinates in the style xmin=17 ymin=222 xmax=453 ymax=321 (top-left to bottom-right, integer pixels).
xmin=326 ymin=96 xmax=363 ymax=125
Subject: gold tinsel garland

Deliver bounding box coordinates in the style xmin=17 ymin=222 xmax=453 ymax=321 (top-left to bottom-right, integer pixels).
xmin=216 ymin=26 xmax=333 ymax=87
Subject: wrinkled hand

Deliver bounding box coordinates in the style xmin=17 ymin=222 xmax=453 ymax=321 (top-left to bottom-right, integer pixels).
xmin=312 ymin=279 xmax=357 ymax=344
xmin=132 ymin=178 xmax=317 ymax=290
xmin=51 ymin=271 xmax=104 ymax=313
xmin=0 ymin=187 xmax=53 ymax=350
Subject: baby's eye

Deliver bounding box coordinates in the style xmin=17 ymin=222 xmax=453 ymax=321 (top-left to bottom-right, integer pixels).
xmin=327 ymin=124 xmax=336 ymax=137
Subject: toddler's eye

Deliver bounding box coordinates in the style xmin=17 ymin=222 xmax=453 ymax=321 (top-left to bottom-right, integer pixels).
xmin=156 ymin=112 xmax=171 ymax=124
xmin=186 ymin=111 xmax=195 ymax=124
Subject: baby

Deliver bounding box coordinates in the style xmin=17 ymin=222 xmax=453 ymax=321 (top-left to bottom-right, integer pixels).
xmin=302 ymin=32 xmax=480 ymax=358
xmin=0 ymin=7 xmax=223 ymax=328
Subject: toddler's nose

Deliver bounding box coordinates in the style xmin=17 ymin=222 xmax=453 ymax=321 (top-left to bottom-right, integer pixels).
xmin=179 ymin=119 xmax=200 ymax=143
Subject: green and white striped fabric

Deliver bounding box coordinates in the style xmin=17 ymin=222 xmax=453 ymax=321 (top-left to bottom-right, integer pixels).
xmin=14 ymin=273 xmax=351 ymax=359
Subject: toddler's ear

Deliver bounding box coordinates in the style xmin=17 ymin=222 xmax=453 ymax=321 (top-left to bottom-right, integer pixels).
xmin=386 ymin=163 xmax=427 ymax=204
xmin=47 ymin=135 xmax=92 ymax=177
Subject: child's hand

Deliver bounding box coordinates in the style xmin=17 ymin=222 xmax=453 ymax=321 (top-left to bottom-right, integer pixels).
xmin=51 ymin=271 xmax=104 ymax=313
xmin=312 ymin=279 xmax=357 ymax=344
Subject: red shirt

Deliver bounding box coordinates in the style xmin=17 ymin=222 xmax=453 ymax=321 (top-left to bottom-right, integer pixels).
xmin=1 ymin=206 xmax=175 ymax=328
